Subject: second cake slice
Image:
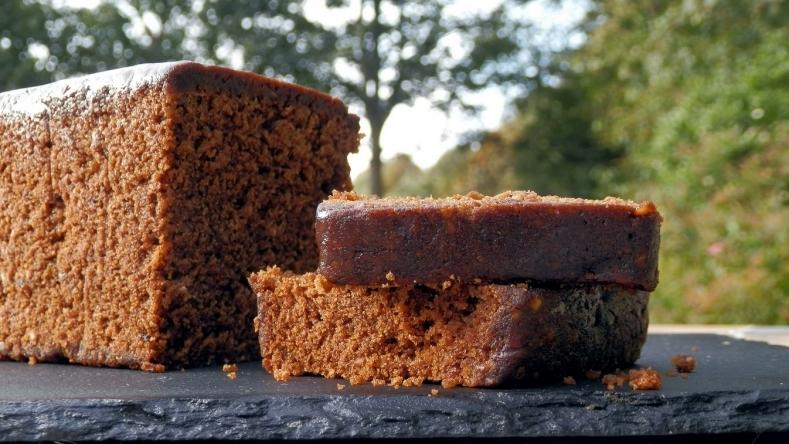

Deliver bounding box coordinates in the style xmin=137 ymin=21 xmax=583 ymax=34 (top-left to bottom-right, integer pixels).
xmin=316 ymin=191 xmax=661 ymax=290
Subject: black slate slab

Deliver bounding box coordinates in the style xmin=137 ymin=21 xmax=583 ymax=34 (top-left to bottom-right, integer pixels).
xmin=1 ymin=334 xmax=788 ymax=441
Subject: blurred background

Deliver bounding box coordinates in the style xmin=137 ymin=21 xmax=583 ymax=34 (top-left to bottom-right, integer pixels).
xmin=1 ymin=0 xmax=786 ymax=324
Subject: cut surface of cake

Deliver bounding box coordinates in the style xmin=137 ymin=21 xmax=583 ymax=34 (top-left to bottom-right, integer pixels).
xmin=0 ymin=62 xmax=359 ymax=370
xmin=316 ymin=191 xmax=661 ymax=290
xmin=250 ymin=267 xmax=649 ymax=388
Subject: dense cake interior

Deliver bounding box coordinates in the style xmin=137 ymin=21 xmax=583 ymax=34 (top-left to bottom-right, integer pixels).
xmin=1 ymin=85 xmax=170 ymax=367
xmin=158 ymin=78 xmax=358 ymax=366
xmin=250 ymin=267 xmax=649 ymax=387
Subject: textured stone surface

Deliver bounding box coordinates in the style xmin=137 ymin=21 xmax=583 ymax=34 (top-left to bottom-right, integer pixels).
xmin=1 ymin=334 xmax=788 ymax=441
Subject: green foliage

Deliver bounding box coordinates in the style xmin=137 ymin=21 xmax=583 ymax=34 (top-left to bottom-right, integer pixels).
xmin=372 ymin=0 xmax=788 ymax=323
xmin=580 ymin=0 xmax=789 ymax=324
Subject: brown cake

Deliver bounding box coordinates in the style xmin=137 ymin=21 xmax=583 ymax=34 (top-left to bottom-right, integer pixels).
xmin=0 ymin=62 xmax=359 ymax=370
xmin=316 ymin=191 xmax=661 ymax=290
xmin=250 ymin=267 xmax=649 ymax=388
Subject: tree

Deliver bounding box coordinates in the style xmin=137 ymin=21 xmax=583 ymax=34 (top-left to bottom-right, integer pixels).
xmin=2 ymin=0 xmax=537 ymax=196
xmin=201 ymin=0 xmax=537 ymax=195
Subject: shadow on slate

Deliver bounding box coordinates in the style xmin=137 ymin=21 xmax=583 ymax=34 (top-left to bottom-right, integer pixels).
xmin=1 ymin=334 xmax=788 ymax=441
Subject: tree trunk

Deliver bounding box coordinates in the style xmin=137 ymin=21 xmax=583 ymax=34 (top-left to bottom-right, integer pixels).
xmin=367 ymin=0 xmax=384 ymax=196
xmin=369 ymin=116 xmax=383 ymax=196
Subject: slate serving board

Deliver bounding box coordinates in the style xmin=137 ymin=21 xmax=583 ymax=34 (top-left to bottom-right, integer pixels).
xmin=1 ymin=333 xmax=788 ymax=441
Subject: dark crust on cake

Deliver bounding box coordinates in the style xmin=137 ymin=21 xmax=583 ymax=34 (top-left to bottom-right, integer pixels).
xmin=316 ymin=191 xmax=661 ymax=290
xmin=249 ymin=267 xmax=649 ymax=388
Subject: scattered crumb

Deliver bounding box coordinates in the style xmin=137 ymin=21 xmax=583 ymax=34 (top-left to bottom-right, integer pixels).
xmin=633 ymin=201 xmax=657 ymax=217
xmin=141 ymin=362 xmax=166 ymax=373
xmin=722 ymin=341 xmax=731 ymax=346
xmin=28 ymin=356 xmax=38 ymax=366
xmin=466 ymin=191 xmax=484 ymax=200
xmin=385 ymin=271 xmax=395 ymax=282
xmin=601 ymin=372 xmax=628 ymax=390
xmin=401 ymin=376 xmax=425 ymax=387
xmin=441 ymin=379 xmax=458 ymax=389
xmin=223 ymin=363 xmax=238 ymax=380
xmin=441 ymin=280 xmax=452 ymax=290
xmin=336 ymin=383 xmax=346 ymax=391
xmin=562 ymin=376 xmax=577 ymax=385
xmin=372 ymin=378 xmax=386 ymax=387
xmin=585 ymin=369 xmax=602 ymax=380
xmin=672 ymin=354 xmax=696 ymax=373
xmin=431 ymin=388 xmax=439 ymax=396
xmin=628 ymin=368 xmax=662 ymax=390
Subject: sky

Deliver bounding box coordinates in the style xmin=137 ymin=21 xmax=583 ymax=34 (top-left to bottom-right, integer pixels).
xmin=61 ymin=0 xmax=587 ymax=178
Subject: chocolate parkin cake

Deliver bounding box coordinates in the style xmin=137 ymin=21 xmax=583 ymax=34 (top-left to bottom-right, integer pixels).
xmin=0 ymin=62 xmax=359 ymax=370
xmin=316 ymin=191 xmax=661 ymax=290
xmin=250 ymin=191 xmax=660 ymax=387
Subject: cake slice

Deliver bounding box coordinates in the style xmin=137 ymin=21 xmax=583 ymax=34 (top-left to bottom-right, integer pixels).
xmin=249 ymin=267 xmax=649 ymax=388
xmin=316 ymin=191 xmax=661 ymax=290
xmin=0 ymin=62 xmax=359 ymax=370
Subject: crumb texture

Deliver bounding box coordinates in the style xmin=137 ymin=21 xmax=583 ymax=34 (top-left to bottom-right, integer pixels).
xmin=0 ymin=62 xmax=359 ymax=370
xmin=249 ymin=267 xmax=649 ymax=387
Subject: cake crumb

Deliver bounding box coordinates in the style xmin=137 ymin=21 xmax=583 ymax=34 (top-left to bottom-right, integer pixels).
xmin=585 ymin=369 xmax=602 ymax=380
xmin=385 ymin=271 xmax=396 ymax=282
xmin=336 ymin=383 xmax=346 ymax=391
xmin=141 ymin=362 xmax=166 ymax=373
xmin=28 ymin=356 xmax=38 ymax=366
xmin=441 ymin=379 xmax=459 ymax=389
xmin=441 ymin=280 xmax=453 ymax=290
xmin=671 ymin=354 xmax=696 ymax=373
xmin=372 ymin=378 xmax=386 ymax=387
xmin=223 ymin=363 xmax=238 ymax=380
xmin=562 ymin=376 xmax=577 ymax=385
xmin=529 ymin=296 xmax=543 ymax=312
xmin=628 ymin=368 xmax=661 ymax=390
xmin=601 ymin=372 xmax=628 ymax=390
xmin=633 ymin=201 xmax=657 ymax=216
xmin=430 ymin=388 xmax=439 ymax=396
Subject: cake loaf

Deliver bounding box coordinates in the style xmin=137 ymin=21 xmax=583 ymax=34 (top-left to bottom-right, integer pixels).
xmin=250 ymin=267 xmax=649 ymax=388
xmin=316 ymin=191 xmax=661 ymax=290
xmin=0 ymin=62 xmax=359 ymax=370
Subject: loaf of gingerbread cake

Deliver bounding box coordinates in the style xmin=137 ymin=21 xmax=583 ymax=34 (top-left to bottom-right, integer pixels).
xmin=317 ymin=191 xmax=661 ymax=290
xmin=0 ymin=62 xmax=359 ymax=370
xmin=250 ymin=267 xmax=649 ymax=388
